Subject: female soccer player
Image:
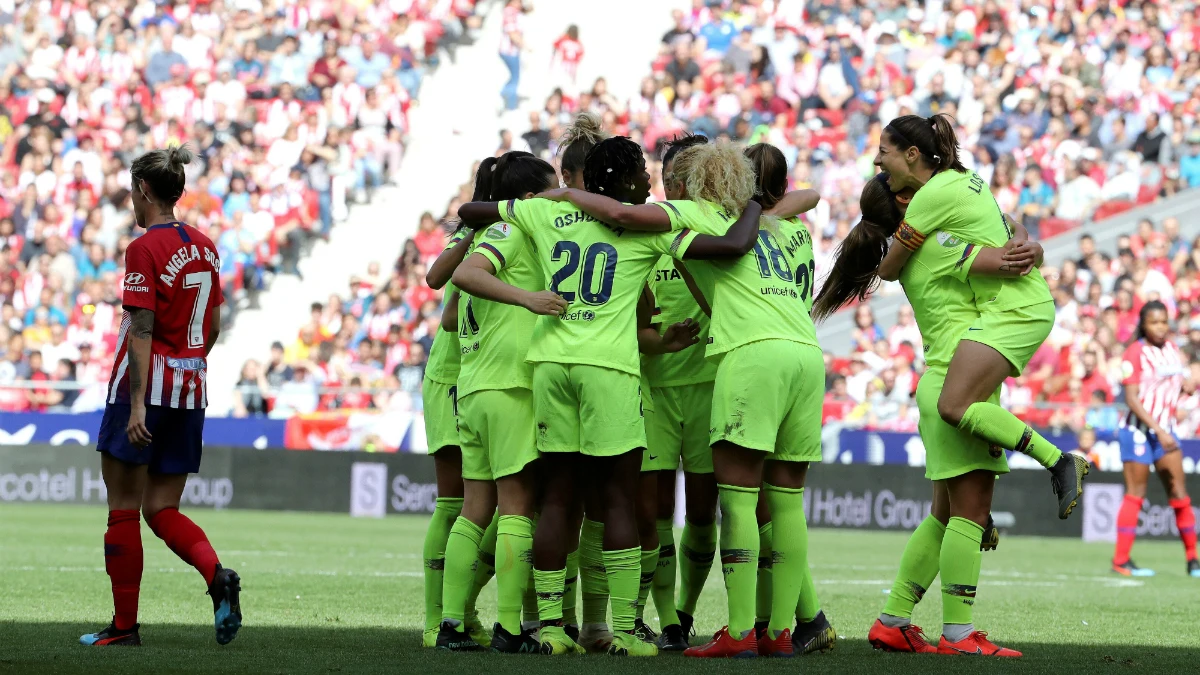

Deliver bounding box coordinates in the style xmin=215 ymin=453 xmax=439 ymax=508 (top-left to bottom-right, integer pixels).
xmin=873 ymin=114 xmax=1088 ymax=519
xmin=458 ymin=136 xmax=764 ymax=657
xmin=82 ymin=146 xmax=240 ymax=647
xmin=817 ymin=174 xmax=1037 ymax=657
xmin=1112 ymin=301 xmax=1198 ymax=578
xmin=436 ymin=152 xmax=564 ymax=653
xmin=540 ymin=141 xmax=821 ymax=659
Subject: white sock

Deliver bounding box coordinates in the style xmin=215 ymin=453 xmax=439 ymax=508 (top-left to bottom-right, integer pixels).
xmin=879 ymin=613 xmax=911 ymax=628
xmin=943 ymin=623 xmax=974 ymax=643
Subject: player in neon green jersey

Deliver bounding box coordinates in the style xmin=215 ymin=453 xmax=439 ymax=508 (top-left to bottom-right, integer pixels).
xmin=434 ymin=153 xmax=563 ymax=653
xmin=816 ymin=174 xmax=1036 ymax=657
xmin=538 ymin=141 xmax=822 ymax=659
xmin=458 ymin=136 xmax=765 ymax=657
xmin=872 ymin=114 xmax=1088 ymax=519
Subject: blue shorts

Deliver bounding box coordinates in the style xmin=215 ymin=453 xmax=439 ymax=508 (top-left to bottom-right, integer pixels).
xmin=97 ymin=404 xmax=206 ymax=474
xmin=1118 ymin=426 xmax=1175 ymax=465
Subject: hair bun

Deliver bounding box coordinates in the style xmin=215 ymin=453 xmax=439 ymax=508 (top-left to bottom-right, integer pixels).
xmin=168 ymin=144 xmax=194 ymax=169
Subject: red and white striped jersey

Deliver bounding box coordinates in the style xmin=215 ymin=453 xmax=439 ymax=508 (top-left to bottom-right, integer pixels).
xmin=107 ymin=223 xmax=223 ymax=409
xmin=1121 ymin=339 xmax=1187 ymax=433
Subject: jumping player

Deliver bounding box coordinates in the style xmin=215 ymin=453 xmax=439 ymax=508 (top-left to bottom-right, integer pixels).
xmin=1112 ymin=301 xmax=1198 ymax=578
xmin=81 ymin=146 xmax=241 ymax=647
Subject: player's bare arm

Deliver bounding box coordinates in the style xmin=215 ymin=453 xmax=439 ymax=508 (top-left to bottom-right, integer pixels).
xmin=636 ymin=285 xmax=699 ymax=355
xmin=766 ymin=189 xmax=821 ymax=218
xmin=456 ymin=202 xmax=504 ymax=229
xmin=673 ymin=259 xmax=711 ymax=317
xmin=126 ymin=306 xmax=155 ymax=448
xmin=452 ymin=252 xmax=566 ymax=316
xmin=426 ymin=228 xmax=477 ymax=289
xmin=680 ymin=200 xmax=764 ymax=259
xmin=536 ymin=188 xmax=672 ymax=232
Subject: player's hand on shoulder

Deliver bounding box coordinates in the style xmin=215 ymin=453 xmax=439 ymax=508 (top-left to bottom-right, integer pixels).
xmin=661 ymin=318 xmax=701 ymax=353
xmin=534 ymin=188 xmax=571 ymax=202
xmin=522 ymin=290 xmax=569 ymax=316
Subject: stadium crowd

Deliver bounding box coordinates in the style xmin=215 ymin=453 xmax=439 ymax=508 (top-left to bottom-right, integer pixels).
xmin=0 ymin=0 xmax=482 ymax=412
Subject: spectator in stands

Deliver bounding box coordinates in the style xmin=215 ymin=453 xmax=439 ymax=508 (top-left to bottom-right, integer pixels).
xmin=1055 ymin=160 xmax=1103 ymax=221
xmin=1017 ymin=165 xmax=1054 ymax=234
xmin=1133 ymin=112 xmax=1172 ymax=166
xmin=232 ymin=359 xmax=270 ymax=418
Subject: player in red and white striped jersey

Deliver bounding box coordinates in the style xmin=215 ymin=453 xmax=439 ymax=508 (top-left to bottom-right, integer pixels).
xmin=82 ymin=146 xmax=243 ymax=649
xmin=1112 ymin=300 xmax=1199 ymax=578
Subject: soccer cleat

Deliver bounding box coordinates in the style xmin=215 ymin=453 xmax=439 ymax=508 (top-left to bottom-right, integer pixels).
xmin=564 ymin=624 xmax=580 ymax=644
xmin=676 ymin=609 xmax=695 ymax=638
xmin=757 ymin=628 xmax=794 ymax=657
xmin=632 ymin=618 xmax=658 ymax=644
xmin=538 ymin=625 xmax=585 ymax=655
xmin=981 ymin=514 xmax=999 ymax=552
xmin=1049 ymin=453 xmax=1089 ymax=519
xmin=491 ymin=623 xmax=540 ymax=654
xmin=422 ymin=627 xmax=438 ymax=648
xmin=608 ymin=630 xmax=659 ymax=656
xmin=79 ymin=622 xmax=141 ymax=646
xmin=578 ymin=623 xmax=613 ymax=652
xmin=936 ymin=631 xmax=1021 ymax=657
xmin=465 ymin=615 xmax=491 ymax=649
xmin=436 ymin=620 xmax=482 ymax=651
xmin=1189 ymin=559 xmax=1200 ymax=578
xmin=754 ymin=620 xmax=769 ymax=642
xmin=656 ymin=623 xmax=690 ymax=651
xmin=684 ymin=626 xmax=758 ymax=658
xmin=867 ymin=619 xmax=937 ymax=653
xmin=1112 ymin=560 xmax=1156 ymax=577
xmin=208 ymin=565 xmax=242 ymax=645
xmin=793 ymin=610 xmax=837 ymax=655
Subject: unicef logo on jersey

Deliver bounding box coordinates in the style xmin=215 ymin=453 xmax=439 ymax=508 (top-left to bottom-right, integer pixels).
xmin=582 ymin=310 xmax=595 ymax=321
xmin=936 ymin=232 xmax=962 ymax=248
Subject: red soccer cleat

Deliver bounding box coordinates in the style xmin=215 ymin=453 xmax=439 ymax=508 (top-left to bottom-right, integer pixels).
xmin=757 ymin=627 xmax=794 ymax=657
xmin=683 ymin=626 xmax=758 ymax=658
xmin=936 ymin=631 xmax=1021 ymax=657
xmin=867 ymin=619 xmax=937 ymax=653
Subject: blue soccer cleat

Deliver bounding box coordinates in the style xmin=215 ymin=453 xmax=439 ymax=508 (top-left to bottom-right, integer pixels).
xmin=80 ymin=622 xmax=141 ymax=646
xmin=1188 ymin=559 xmax=1200 ymax=578
xmin=209 ymin=565 xmax=242 ymax=645
xmin=1112 ymin=560 xmax=1155 ymax=577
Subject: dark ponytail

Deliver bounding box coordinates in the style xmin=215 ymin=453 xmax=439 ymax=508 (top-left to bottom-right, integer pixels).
xmin=490 ymin=151 xmax=556 ymax=201
xmin=744 ymin=142 xmax=788 ymax=210
xmin=812 ymin=174 xmax=902 ymax=322
xmin=884 ymin=114 xmax=967 ymax=174
xmin=1134 ymin=299 xmax=1169 ymax=342
xmin=471 ymin=156 xmax=499 ymax=202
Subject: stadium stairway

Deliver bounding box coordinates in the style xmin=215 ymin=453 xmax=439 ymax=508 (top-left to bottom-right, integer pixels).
xmin=207 ymin=0 xmax=666 ymax=415
xmin=815 ymin=187 xmax=1200 ymax=344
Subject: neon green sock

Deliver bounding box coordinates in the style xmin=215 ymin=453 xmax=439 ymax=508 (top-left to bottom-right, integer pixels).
xmin=718 ymin=484 xmax=760 ymax=636
xmin=465 ymin=511 xmax=498 ymax=621
xmin=636 ymin=545 xmax=659 ymax=621
xmin=940 ymin=517 xmax=983 ymax=626
xmin=496 ymin=515 xmax=533 ymax=634
xmin=883 ymin=515 xmax=946 ymax=620
xmin=756 ymin=521 xmax=773 ymax=624
xmin=604 ymin=547 xmax=641 ymax=632
xmin=677 ymin=519 xmax=715 ymax=616
xmin=522 ymin=569 xmax=539 ymax=626
xmin=652 ymin=519 xmax=679 ymax=628
xmin=959 ymin=401 xmax=1062 ymax=469
xmin=765 ymin=484 xmax=809 ymax=636
xmin=793 ymin=489 xmax=821 ymax=624
xmin=441 ymin=516 xmax=484 ymax=622
xmin=563 ymin=549 xmax=580 ymax=626
xmin=579 ymin=518 xmax=608 ymax=625
xmin=423 ymin=497 xmax=462 ymax=632
xmin=534 ymin=567 xmax=566 ymax=624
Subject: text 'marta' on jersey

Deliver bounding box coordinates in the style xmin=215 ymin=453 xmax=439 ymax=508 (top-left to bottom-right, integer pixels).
xmin=108 ymin=222 xmax=222 ymax=409
xmin=500 ymin=198 xmax=687 ymax=376
xmin=657 ymin=199 xmax=818 ymax=359
xmin=1120 ymin=339 xmax=1187 ymax=434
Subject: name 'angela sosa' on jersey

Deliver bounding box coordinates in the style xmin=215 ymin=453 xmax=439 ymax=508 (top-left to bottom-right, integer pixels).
xmin=159 ymin=244 xmax=221 ymax=288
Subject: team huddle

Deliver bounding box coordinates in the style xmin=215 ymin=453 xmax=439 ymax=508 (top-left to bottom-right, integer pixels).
xmin=418 ymin=112 xmax=1090 ymax=659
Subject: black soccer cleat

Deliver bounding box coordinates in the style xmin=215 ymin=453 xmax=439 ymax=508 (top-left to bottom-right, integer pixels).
xmin=79 ymin=622 xmax=141 ymax=646
xmin=632 ymin=618 xmax=658 ymax=644
xmin=1050 ymin=453 xmax=1089 ymax=519
xmin=436 ymin=620 xmax=482 ymax=651
xmin=656 ymin=623 xmax=690 ymax=651
xmin=676 ymin=609 xmax=696 ymax=639
xmin=491 ymin=623 xmax=540 ymax=654
xmin=1188 ymin=559 xmax=1200 ymax=578
xmin=793 ymin=611 xmax=836 ymax=655
xmin=981 ymin=514 xmax=1000 ymax=552
xmin=564 ymin=623 xmax=580 ymax=644
xmin=208 ymin=565 xmax=242 ymax=645
xmin=754 ymin=619 xmax=769 ymax=642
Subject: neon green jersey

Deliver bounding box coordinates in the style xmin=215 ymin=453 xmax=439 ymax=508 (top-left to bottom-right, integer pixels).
xmin=644 ymin=255 xmax=716 ymax=387
xmin=500 ymin=198 xmax=689 ymax=376
xmin=424 ymin=226 xmax=471 ymax=385
xmin=777 ymin=216 xmax=817 ymax=313
xmin=664 ymin=199 xmax=819 ymax=359
xmin=901 ymin=170 xmax=1053 ymax=313
xmin=457 ymin=222 xmax=543 ymax=397
xmin=898 ymin=228 xmax=983 ymax=370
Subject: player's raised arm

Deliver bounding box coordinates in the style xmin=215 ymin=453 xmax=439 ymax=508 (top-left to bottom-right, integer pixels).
xmin=453 ymin=252 xmax=566 ymax=316
xmin=456 ymin=202 xmax=505 ymax=229
xmin=536 ymin=187 xmax=672 ymax=232
xmin=426 ymin=228 xmax=476 ymax=289
xmin=766 ymin=189 xmax=821 ymax=218
xmin=679 ymin=200 xmax=764 ymax=259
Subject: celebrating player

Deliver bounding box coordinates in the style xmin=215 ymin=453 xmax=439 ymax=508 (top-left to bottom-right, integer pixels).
xmin=1112 ymin=301 xmax=1198 ymax=578
xmin=81 ymin=146 xmax=240 ymax=647
xmin=873 ymin=114 xmax=1089 ymax=519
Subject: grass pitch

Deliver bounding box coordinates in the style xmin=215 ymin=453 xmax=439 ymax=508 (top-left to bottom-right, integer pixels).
xmin=1 ymin=504 xmax=1198 ymax=674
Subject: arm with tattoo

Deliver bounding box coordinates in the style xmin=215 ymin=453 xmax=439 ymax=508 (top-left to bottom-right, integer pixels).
xmin=127 ymin=307 xmax=155 ymax=405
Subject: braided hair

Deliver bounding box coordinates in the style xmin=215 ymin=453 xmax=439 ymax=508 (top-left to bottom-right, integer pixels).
xmin=583 ymin=136 xmax=645 ymax=202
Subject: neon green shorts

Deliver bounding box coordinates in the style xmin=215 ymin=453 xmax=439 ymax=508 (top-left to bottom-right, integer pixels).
xmin=421 ymin=377 xmax=459 ymax=454
xmin=532 ymin=362 xmax=646 ymax=456
xmin=458 ymin=388 xmax=540 ymax=481
xmin=643 ymin=382 xmax=714 ymax=473
xmin=710 ymin=340 xmax=823 ymax=461
xmin=917 ymin=369 xmax=1009 ymax=481
xmin=961 ymin=301 xmax=1054 ymax=377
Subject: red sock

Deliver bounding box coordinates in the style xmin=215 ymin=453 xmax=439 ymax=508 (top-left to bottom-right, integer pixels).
xmin=148 ymin=507 xmax=220 ymax=585
xmin=105 ymin=510 xmax=142 ymax=631
xmin=1170 ymin=497 xmax=1197 ymax=562
xmin=1113 ymin=495 xmax=1143 ymax=565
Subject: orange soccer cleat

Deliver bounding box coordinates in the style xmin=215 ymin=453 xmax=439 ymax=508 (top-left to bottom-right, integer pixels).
xmin=867 ymin=619 xmax=937 ymax=653
xmin=936 ymin=631 xmax=1022 ymax=657
xmin=683 ymin=626 xmax=758 ymax=658
xmin=757 ymin=627 xmax=794 ymax=657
